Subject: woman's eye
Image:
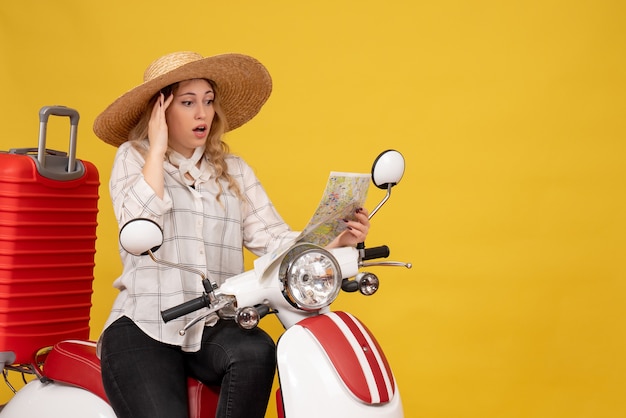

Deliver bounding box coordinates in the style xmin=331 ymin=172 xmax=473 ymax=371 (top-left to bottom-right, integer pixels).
xmin=181 ymin=101 xmax=193 ymax=106
xmin=205 ymin=99 xmax=214 ymax=105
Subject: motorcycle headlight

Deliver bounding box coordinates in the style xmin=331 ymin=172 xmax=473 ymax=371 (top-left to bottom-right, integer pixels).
xmin=279 ymin=243 xmax=342 ymax=311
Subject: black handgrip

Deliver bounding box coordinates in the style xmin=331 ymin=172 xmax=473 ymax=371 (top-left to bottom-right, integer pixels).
xmin=362 ymin=245 xmax=390 ymax=261
xmin=255 ymin=304 xmax=270 ymax=318
xmin=161 ymin=294 xmax=210 ymax=323
xmin=341 ymin=278 xmax=360 ymax=292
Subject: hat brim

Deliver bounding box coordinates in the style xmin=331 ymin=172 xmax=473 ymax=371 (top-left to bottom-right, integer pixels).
xmin=93 ymin=53 xmax=272 ymax=147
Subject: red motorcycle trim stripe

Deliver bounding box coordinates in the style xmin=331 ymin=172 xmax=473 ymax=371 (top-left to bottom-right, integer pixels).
xmin=299 ymin=311 xmax=395 ymax=404
xmin=333 ymin=312 xmax=395 ymax=400
xmin=300 ymin=313 xmax=372 ymax=402
xmin=329 ymin=312 xmax=394 ymax=403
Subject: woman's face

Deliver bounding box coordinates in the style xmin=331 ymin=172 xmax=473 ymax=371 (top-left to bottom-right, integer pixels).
xmin=165 ymin=79 xmax=216 ymax=157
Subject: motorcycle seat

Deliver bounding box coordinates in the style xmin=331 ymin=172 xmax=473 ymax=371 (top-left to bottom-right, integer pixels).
xmin=42 ymin=339 xmax=219 ymax=417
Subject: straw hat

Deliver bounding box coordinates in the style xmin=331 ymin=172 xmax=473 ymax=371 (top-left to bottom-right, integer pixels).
xmin=93 ymin=51 xmax=272 ymax=147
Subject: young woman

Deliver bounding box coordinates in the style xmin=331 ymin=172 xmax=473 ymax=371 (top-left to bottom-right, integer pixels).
xmin=92 ymin=51 xmax=370 ymax=418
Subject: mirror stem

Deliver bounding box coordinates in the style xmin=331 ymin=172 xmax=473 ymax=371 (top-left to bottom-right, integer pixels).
xmin=368 ymin=183 xmax=393 ymax=220
xmin=148 ymin=250 xmax=208 ymax=281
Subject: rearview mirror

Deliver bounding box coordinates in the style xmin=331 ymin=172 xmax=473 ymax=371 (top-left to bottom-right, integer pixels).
xmin=371 ymin=149 xmax=405 ymax=190
xmin=369 ymin=150 xmax=405 ymax=219
xmin=119 ymin=218 xmax=164 ymax=256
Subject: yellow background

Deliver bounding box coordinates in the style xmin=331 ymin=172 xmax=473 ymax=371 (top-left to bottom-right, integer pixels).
xmin=1 ymin=0 xmax=625 ymax=417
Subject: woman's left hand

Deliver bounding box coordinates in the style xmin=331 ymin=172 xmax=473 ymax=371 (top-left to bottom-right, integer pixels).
xmin=327 ymin=207 xmax=370 ymax=248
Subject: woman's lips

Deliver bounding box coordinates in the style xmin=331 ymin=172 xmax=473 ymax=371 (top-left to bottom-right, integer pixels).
xmin=193 ymin=125 xmax=208 ymax=138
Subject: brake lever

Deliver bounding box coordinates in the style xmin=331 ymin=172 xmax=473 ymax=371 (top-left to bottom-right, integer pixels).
xmin=359 ymin=260 xmax=412 ymax=268
xmin=177 ymin=299 xmax=230 ymax=336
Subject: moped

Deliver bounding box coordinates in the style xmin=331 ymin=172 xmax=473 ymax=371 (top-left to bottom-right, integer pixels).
xmin=0 ymin=149 xmax=411 ymax=418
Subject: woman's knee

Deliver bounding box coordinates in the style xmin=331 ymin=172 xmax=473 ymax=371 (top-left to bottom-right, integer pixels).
xmin=217 ymin=323 xmax=276 ymax=367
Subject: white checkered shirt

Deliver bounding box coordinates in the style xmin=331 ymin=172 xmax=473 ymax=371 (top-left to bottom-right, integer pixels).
xmin=101 ymin=140 xmax=298 ymax=352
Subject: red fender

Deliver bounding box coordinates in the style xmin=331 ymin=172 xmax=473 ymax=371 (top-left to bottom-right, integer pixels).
xmin=298 ymin=311 xmax=396 ymax=404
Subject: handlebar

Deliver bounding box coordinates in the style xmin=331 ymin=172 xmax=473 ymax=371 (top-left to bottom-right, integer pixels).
xmin=160 ymin=244 xmax=399 ymax=323
xmin=161 ymin=294 xmax=211 ymax=323
xmin=362 ymin=245 xmax=390 ymax=260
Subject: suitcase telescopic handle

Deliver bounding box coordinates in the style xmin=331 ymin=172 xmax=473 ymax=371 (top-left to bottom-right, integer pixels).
xmin=38 ymin=106 xmax=80 ymax=173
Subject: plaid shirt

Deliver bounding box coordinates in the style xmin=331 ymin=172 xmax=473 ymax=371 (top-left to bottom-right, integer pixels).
xmin=101 ymin=140 xmax=298 ymax=352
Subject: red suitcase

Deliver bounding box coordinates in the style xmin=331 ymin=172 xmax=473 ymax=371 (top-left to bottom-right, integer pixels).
xmin=0 ymin=106 xmax=100 ymax=365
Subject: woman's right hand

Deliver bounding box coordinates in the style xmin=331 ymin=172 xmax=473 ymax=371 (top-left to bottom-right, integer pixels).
xmin=148 ymin=92 xmax=174 ymax=157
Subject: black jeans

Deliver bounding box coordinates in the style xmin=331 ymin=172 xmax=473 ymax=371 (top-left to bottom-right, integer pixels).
xmin=100 ymin=316 xmax=276 ymax=418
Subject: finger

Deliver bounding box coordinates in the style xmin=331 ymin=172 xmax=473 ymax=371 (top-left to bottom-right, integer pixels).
xmin=343 ymin=220 xmax=368 ymax=238
xmin=347 ymin=223 xmax=368 ymax=239
xmin=353 ymin=211 xmax=371 ymax=229
xmin=356 ymin=207 xmax=369 ymax=216
xmin=344 ymin=227 xmax=367 ymax=244
xmin=343 ymin=213 xmax=369 ymax=232
xmin=163 ymin=92 xmax=174 ymax=110
xmin=150 ymin=94 xmax=162 ymax=117
xmin=355 ymin=207 xmax=370 ymax=222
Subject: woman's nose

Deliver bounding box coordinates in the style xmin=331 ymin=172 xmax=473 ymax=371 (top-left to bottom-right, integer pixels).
xmin=195 ymin=107 xmax=206 ymax=119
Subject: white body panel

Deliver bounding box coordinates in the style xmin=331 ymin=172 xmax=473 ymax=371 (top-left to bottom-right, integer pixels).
xmin=218 ymin=245 xmax=361 ymax=330
xmin=277 ymin=324 xmax=404 ymax=418
xmin=328 ymin=246 xmax=360 ymax=278
xmin=218 ymin=263 xmax=321 ymax=329
xmin=0 ymin=379 xmax=115 ymax=418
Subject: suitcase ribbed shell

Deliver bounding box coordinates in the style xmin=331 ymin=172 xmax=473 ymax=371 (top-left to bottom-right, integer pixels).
xmin=0 ymin=152 xmax=99 ymax=365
